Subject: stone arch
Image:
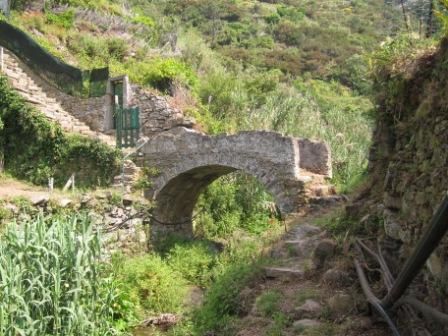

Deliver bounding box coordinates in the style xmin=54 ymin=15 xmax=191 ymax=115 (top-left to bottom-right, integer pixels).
xmin=141 ymin=127 xmax=331 ymax=242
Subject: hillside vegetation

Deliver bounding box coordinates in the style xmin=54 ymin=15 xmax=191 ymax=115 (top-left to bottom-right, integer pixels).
xmin=7 ymin=0 xmax=407 ymax=190
xmin=3 ymin=1 xmax=441 ymax=335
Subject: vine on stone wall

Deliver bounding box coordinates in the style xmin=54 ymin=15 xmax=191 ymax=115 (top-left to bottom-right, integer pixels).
xmin=0 ymin=76 xmax=121 ymax=187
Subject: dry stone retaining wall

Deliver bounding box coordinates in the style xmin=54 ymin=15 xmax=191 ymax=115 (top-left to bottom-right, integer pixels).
xmin=366 ymin=39 xmax=448 ymax=313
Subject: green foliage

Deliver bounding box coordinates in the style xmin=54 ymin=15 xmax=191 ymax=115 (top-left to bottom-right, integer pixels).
xmin=45 ymin=9 xmax=75 ymax=29
xmin=436 ymin=0 xmax=448 ymax=34
xmin=266 ymin=312 xmax=290 ymax=336
xmin=193 ymin=261 xmax=260 ymax=335
xmin=131 ymin=13 xmax=155 ymax=28
xmin=131 ymin=58 xmax=197 ymax=92
xmin=133 ymin=166 xmax=159 ymax=190
xmin=67 ymin=34 xmax=128 ymax=64
xmin=255 ymin=290 xmax=282 ymax=317
xmin=48 ymin=0 xmax=123 ymax=14
xmin=0 ymin=76 xmax=120 ymax=187
xmin=166 ymin=241 xmax=217 ymax=287
xmin=195 ymin=173 xmax=279 ymax=239
xmin=112 ymin=253 xmax=188 ymax=317
xmin=0 ymin=214 xmax=123 ymax=335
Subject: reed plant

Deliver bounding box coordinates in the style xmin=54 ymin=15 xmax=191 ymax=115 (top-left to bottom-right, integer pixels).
xmin=0 ymin=214 xmax=121 ymax=336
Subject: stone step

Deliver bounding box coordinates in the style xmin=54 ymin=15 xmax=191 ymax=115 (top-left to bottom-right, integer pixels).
xmin=308 ymin=184 xmax=336 ymax=197
xmin=264 ymin=267 xmax=304 ymax=280
xmin=309 ymin=195 xmax=347 ymax=207
xmin=3 ymin=50 xmax=114 ymax=145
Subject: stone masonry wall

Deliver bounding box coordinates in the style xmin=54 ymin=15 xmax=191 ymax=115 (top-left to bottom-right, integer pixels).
xmin=130 ymin=85 xmax=195 ymax=136
xmin=366 ymin=39 xmax=448 ymax=313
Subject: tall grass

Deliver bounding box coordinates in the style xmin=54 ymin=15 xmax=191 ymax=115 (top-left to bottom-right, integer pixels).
xmin=0 ymin=215 xmax=121 ymax=336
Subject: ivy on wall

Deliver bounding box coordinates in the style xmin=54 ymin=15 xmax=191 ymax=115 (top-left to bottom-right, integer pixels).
xmin=0 ymin=76 xmax=121 ymax=187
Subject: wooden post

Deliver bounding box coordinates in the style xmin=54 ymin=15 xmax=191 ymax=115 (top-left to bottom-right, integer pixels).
xmin=0 ymin=47 xmax=4 ymax=72
xmin=48 ymin=177 xmax=54 ymax=192
xmin=63 ymin=173 xmax=75 ymax=192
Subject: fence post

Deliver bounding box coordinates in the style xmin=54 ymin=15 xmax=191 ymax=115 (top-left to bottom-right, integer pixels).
xmin=0 ymin=46 xmax=4 ymax=72
xmin=48 ymin=177 xmax=54 ymax=193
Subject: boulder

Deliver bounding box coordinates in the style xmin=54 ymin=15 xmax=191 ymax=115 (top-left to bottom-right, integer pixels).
xmin=264 ymin=267 xmax=304 ymax=280
xmin=123 ymin=194 xmax=134 ymax=207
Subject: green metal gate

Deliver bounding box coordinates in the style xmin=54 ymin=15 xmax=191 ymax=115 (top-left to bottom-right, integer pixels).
xmin=116 ymin=106 xmax=140 ymax=148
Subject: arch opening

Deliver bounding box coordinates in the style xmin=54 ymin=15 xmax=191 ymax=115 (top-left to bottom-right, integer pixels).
xmin=149 ymin=165 xmax=287 ymax=243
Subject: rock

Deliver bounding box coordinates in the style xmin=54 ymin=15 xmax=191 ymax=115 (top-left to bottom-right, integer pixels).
xmin=327 ymin=294 xmax=353 ymax=318
xmin=4 ymin=203 xmax=18 ymax=214
xmin=264 ymin=267 xmax=304 ymax=280
xmin=292 ymin=319 xmax=321 ymax=331
xmin=30 ymin=194 xmax=49 ymax=206
xmin=312 ymin=239 xmax=337 ymax=268
xmin=294 ymin=299 xmax=322 ymax=319
xmin=295 ymin=224 xmax=321 ymax=238
xmin=96 ymin=193 xmax=107 ymax=200
xmin=321 ymin=268 xmax=351 ymax=287
xmin=383 ymin=209 xmax=405 ymax=242
xmin=141 ymin=313 xmax=177 ymax=330
xmin=58 ymin=198 xmax=72 ymax=208
xmin=80 ymin=195 xmax=92 ymax=206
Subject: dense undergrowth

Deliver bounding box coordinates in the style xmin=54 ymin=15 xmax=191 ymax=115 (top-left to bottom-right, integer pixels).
xmin=0 ymin=76 xmax=120 ymax=187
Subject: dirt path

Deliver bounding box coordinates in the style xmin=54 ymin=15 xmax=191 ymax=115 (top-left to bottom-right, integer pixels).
xmin=0 ymin=177 xmax=50 ymax=200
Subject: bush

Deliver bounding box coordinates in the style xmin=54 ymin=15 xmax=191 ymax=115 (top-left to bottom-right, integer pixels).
xmin=45 ymin=9 xmax=75 ymax=29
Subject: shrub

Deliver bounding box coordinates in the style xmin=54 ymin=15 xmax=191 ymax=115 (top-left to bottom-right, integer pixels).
xmin=45 ymin=9 xmax=75 ymax=29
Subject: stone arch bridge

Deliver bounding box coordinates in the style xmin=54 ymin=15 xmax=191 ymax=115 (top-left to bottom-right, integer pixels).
xmin=141 ymin=127 xmax=332 ymax=241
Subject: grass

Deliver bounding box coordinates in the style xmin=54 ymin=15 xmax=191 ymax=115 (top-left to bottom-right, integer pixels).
xmin=255 ymin=290 xmax=282 ymax=317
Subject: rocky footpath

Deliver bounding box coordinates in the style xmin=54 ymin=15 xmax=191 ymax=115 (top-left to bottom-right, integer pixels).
xmin=234 ymin=212 xmax=390 ymax=336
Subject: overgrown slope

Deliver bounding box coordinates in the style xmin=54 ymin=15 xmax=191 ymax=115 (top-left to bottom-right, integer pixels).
xmin=7 ymin=0 xmax=407 ymax=189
